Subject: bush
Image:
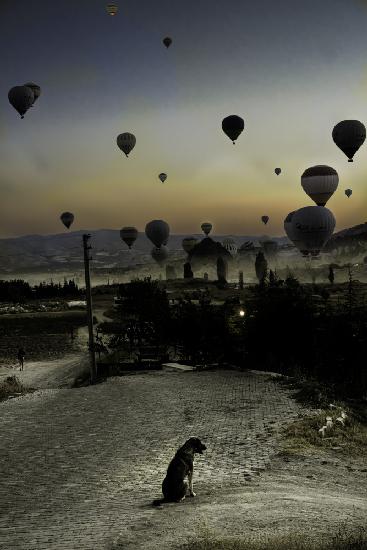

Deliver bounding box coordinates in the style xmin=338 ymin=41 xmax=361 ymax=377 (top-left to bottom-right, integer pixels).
xmin=0 ymin=376 xmax=25 ymax=399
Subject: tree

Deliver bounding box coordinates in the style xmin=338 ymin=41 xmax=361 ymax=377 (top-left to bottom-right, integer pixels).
xmin=269 ymin=269 xmax=278 ymax=286
xmin=216 ymin=257 xmax=228 ymax=287
xmin=346 ymin=264 xmax=357 ymax=317
xmin=239 ymin=271 xmax=244 ymax=290
xmin=255 ymin=251 xmax=268 ymax=284
xmin=116 ymin=278 xmax=171 ymax=346
xmin=184 ymin=262 xmax=194 ymax=279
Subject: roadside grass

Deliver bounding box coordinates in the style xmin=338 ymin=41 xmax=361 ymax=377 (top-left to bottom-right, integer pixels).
xmin=179 ymin=524 xmax=367 ymax=550
xmin=272 ymin=375 xmax=367 ymax=457
xmin=0 ymin=375 xmax=32 ymax=401
xmin=279 ymin=405 xmax=367 ymax=457
xmin=277 ymin=376 xmax=338 ymax=408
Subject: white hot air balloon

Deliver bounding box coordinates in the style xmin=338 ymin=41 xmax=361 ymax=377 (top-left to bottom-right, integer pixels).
xmin=151 ymin=245 xmax=169 ymax=264
xmin=301 ymin=165 xmax=339 ymax=206
xmin=284 ymin=211 xmax=297 ymax=243
xmin=289 ymin=206 xmax=336 ymax=257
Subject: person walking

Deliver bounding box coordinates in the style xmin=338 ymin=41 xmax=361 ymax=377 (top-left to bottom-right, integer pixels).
xmin=17 ymin=347 xmax=25 ymax=371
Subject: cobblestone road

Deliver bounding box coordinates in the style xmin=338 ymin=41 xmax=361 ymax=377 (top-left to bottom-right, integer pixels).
xmin=0 ymin=369 xmax=305 ymax=550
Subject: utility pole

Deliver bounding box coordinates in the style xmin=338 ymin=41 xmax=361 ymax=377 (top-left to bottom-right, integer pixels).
xmin=83 ymin=234 xmax=97 ymax=382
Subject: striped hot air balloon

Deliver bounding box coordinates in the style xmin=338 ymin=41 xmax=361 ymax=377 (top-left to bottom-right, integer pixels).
xmin=120 ymin=227 xmax=138 ymax=249
xmin=116 ymin=133 xmax=136 ymax=157
xmin=106 ymin=4 xmax=118 ymax=16
xmin=301 ymin=165 xmax=338 ymax=206
xmin=201 ymin=222 xmax=212 ymax=236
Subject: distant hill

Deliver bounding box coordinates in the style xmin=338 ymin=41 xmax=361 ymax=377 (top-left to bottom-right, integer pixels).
xmin=0 ymin=229 xmax=288 ymax=273
xmin=325 ymin=222 xmax=367 ymax=251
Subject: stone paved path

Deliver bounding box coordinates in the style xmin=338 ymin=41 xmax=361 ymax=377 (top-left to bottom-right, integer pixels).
xmin=0 ymin=369 xmax=306 ymax=550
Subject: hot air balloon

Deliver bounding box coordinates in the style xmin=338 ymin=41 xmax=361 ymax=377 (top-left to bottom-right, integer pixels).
xmin=159 ymin=173 xmax=167 ymax=183
xmin=116 ymin=133 xmax=136 ymax=157
xmin=332 ymin=120 xmax=366 ymax=162
xmin=163 ymin=37 xmax=172 ymax=48
xmin=23 ymin=83 xmax=41 ymax=105
xmin=201 ymin=222 xmax=212 ymax=236
xmin=151 ymin=245 xmax=169 ymax=264
xmin=284 ymin=211 xmax=297 ymax=244
xmin=345 ymin=189 xmax=352 ymax=198
xmin=120 ymin=226 xmax=138 ymax=249
xmin=288 ymin=206 xmax=335 ymax=257
xmin=222 ymin=115 xmax=245 ymax=144
xmin=261 ymin=216 xmax=269 ymax=225
xmin=182 ymin=237 xmax=198 ymax=253
xmin=145 ymin=220 xmax=170 ymax=248
xmin=301 ymin=165 xmax=338 ymax=206
xmin=8 ymin=86 xmax=34 ymax=119
xmin=222 ymin=238 xmax=238 ymax=256
xmin=106 ymin=4 xmax=118 ymax=15
xmin=275 ymin=168 xmax=281 ymax=176
xmin=60 ymin=212 xmax=74 ymax=229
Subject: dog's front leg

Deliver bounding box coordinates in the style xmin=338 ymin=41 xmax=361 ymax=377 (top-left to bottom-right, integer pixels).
xmin=188 ymin=471 xmax=196 ymax=497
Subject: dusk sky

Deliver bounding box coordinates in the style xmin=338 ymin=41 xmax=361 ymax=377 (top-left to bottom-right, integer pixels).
xmin=1 ymin=0 xmax=367 ymax=238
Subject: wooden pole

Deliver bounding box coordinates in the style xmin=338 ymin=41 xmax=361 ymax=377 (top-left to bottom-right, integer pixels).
xmin=82 ymin=234 xmax=97 ymax=382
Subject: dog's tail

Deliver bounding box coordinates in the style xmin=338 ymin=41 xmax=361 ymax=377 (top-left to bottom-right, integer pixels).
xmin=152 ymin=498 xmax=166 ymax=507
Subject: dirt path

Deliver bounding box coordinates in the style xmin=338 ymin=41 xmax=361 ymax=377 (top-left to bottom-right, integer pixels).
xmin=9 ymin=354 xmax=89 ymax=389
xmin=0 ymin=307 xmax=110 ymax=390
xmin=0 ymin=324 xmax=89 ymax=390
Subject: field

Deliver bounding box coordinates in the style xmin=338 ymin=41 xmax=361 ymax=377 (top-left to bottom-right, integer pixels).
xmin=0 ymin=310 xmax=87 ymax=366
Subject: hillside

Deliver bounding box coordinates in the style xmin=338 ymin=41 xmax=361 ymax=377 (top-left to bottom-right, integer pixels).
xmin=0 ymin=230 xmax=288 ymax=273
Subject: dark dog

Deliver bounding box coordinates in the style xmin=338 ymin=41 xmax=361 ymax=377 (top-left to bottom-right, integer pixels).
xmin=152 ymin=437 xmax=206 ymax=506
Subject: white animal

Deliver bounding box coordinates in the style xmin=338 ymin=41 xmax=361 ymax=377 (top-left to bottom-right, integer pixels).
xmin=326 ymin=416 xmax=333 ymax=429
xmin=319 ymin=426 xmax=327 ymax=437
